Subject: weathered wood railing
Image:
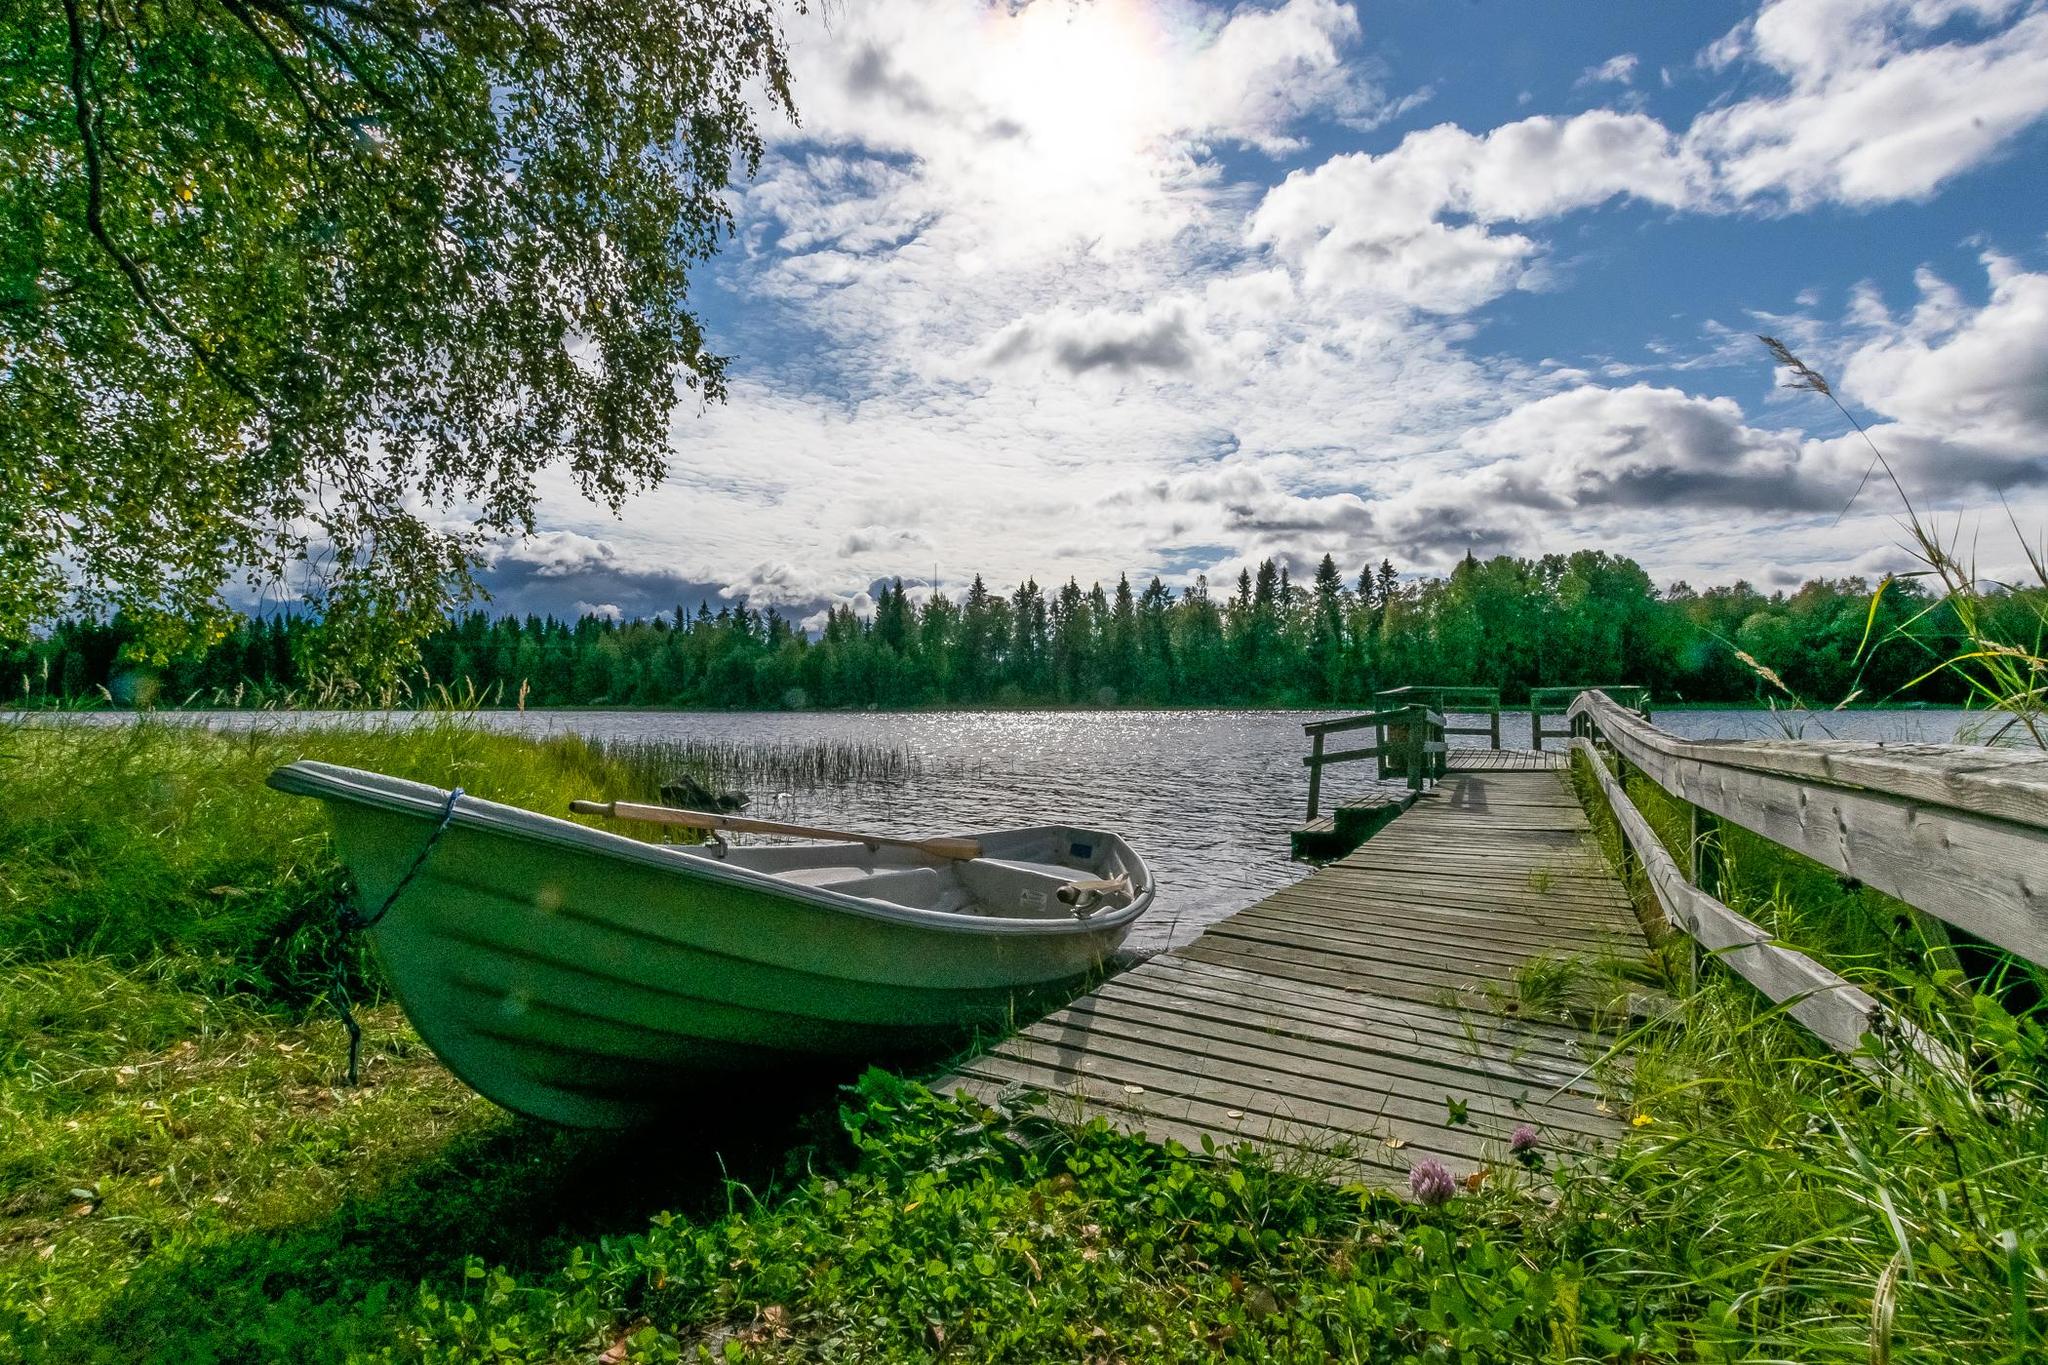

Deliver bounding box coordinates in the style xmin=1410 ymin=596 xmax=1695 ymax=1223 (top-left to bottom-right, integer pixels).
xmin=1532 ymin=683 xmax=1647 ymax=751
xmin=1567 ymin=688 xmax=2048 ymax=1056
xmin=1302 ymin=705 xmax=1446 ymax=818
xmin=1373 ymin=686 xmax=1502 ymax=751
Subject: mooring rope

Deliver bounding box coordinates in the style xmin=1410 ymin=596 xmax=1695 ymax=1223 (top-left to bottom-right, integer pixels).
xmin=333 ymin=785 xmax=464 ymax=1085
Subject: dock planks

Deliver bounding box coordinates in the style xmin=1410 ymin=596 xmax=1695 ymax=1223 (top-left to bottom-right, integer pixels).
xmin=949 ymin=770 xmax=1647 ymax=1183
xmin=1446 ymin=747 xmax=1567 ymax=771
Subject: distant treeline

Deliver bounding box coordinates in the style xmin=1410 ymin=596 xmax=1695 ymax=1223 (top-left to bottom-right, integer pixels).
xmin=4 ymin=550 xmax=2000 ymax=710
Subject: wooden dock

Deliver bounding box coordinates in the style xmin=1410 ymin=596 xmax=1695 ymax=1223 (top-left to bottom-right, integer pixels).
xmin=1446 ymin=747 xmax=1566 ymax=772
xmin=950 ymin=761 xmax=1649 ymax=1183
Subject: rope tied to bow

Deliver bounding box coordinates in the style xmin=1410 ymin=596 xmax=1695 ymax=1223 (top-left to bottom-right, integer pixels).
xmin=333 ymin=785 xmax=464 ymax=1084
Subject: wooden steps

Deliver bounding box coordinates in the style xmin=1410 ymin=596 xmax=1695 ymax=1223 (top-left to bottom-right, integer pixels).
xmin=1288 ymin=793 xmax=1413 ymax=860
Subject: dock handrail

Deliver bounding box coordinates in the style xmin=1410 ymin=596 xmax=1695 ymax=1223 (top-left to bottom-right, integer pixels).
xmin=1532 ymin=684 xmax=1646 ymax=750
xmin=1567 ymin=688 xmax=2048 ymax=968
xmin=1374 ymin=686 xmax=1503 ymax=749
xmin=1569 ymin=734 xmax=1892 ymax=1055
xmin=1302 ymin=707 xmax=1416 ymax=737
xmin=1302 ymin=705 xmax=1446 ymax=816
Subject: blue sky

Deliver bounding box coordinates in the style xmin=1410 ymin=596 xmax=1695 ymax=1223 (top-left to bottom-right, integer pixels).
xmin=489 ymin=0 xmax=2048 ymax=625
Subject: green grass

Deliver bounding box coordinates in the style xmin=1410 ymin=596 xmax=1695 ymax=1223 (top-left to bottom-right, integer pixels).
xmin=1 ymin=721 xmax=2043 ymax=1362
xmin=1566 ymin=749 xmax=2048 ymax=1361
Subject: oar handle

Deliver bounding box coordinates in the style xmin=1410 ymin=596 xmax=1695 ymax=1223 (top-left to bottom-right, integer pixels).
xmin=570 ymin=800 xmax=983 ymax=862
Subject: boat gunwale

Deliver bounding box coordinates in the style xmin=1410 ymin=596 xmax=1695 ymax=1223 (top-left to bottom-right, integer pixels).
xmin=267 ymin=759 xmax=1156 ymax=939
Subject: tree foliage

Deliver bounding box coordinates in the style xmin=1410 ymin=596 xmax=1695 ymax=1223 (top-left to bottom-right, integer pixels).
xmin=9 ymin=548 xmax=1986 ymax=710
xmin=0 ymin=0 xmax=797 ymax=666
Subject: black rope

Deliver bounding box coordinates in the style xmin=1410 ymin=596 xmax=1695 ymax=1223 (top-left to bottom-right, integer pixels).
xmin=333 ymin=786 xmax=464 ymax=1084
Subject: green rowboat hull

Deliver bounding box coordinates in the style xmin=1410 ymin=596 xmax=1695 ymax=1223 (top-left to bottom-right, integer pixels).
xmin=268 ymin=762 xmax=1152 ymax=1128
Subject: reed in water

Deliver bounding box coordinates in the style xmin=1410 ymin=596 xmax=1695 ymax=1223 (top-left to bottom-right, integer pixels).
xmin=579 ymin=734 xmax=925 ymax=796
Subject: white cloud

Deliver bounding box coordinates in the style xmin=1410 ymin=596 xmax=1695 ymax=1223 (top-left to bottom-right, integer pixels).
xmin=1242 ymin=0 xmax=2048 ymax=319
xmin=1578 ymin=53 xmax=1640 ymax=86
xmin=1456 ymin=384 xmax=1841 ymax=513
xmin=1415 ymin=260 xmax=2048 ymax=532
xmin=488 ymin=529 xmax=631 ymax=579
xmin=1841 ymin=255 xmax=2048 ymax=456
xmin=1689 ymin=0 xmax=2048 ymax=206
xmin=1246 ymin=111 xmax=1705 ymax=311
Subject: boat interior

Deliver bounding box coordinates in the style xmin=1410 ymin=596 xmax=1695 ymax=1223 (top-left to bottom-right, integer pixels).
xmin=668 ymin=825 xmax=1142 ymax=921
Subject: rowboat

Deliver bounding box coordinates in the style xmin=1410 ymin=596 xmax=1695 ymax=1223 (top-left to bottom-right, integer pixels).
xmin=267 ymin=761 xmax=1154 ymax=1128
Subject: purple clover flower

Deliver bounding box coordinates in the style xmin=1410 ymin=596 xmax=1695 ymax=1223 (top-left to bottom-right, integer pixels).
xmin=1509 ymin=1124 xmax=1541 ymax=1161
xmin=1408 ymin=1158 xmax=1457 ymax=1207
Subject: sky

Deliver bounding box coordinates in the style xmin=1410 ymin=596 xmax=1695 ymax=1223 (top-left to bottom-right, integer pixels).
xmin=484 ymin=0 xmax=2048 ymax=627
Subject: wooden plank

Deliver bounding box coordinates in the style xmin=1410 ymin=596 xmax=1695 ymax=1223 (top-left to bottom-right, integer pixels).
xmin=1303 ymin=708 xmax=1416 ymax=736
xmin=1305 ymin=744 xmax=1386 ymax=768
xmin=954 ymin=1056 xmax=1431 ymax=1175
xmin=1215 ymin=898 xmax=1631 ymax=958
xmin=967 ymin=1045 xmax=1602 ymax=1170
xmin=1015 ymin=1002 xmax=1622 ymax=1154
xmin=1113 ymin=958 xmax=1607 ymax=1078
xmin=1572 ymin=691 xmax=2048 ymax=963
xmin=939 ymin=759 xmax=1643 ymax=1186
xmin=1324 ymin=851 xmax=1625 ymax=884
xmin=1230 ymin=889 xmax=1636 ymax=941
xmin=1231 ymin=899 xmax=1639 ymax=955
xmin=1008 ymin=1000 xmax=1613 ymax=1142
xmin=1218 ymin=908 xmax=1641 ymax=972
xmin=1245 ymin=900 xmax=1640 ymax=952
xmin=1245 ymin=888 xmax=1630 ymax=941
xmin=1325 ymin=845 xmax=1627 ymax=876
xmin=1188 ymin=928 xmax=1646 ymax=1018
xmin=1203 ymin=923 xmax=1552 ymax=986
xmin=1177 ymin=939 xmax=1499 ymax=1008
xmin=945 ymin=1069 xmax=1386 ymax=1175
xmin=1447 ymin=749 xmax=1567 ymax=772
xmin=1572 ymin=737 xmax=1894 ymax=1055
xmin=1293 ymin=868 xmax=1635 ymax=915
xmin=1369 ymin=818 xmax=1595 ymax=836
xmin=1577 ymin=692 xmax=2048 ymax=822
xmin=1134 ymin=955 xmax=1611 ymax=1061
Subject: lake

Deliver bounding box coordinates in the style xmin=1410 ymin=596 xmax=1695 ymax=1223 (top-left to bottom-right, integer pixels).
xmin=95 ymin=704 xmax=1973 ymax=952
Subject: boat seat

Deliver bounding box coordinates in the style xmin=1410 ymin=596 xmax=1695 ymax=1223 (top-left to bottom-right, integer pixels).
xmin=774 ymin=865 xmax=876 ymax=887
xmin=807 ymin=866 xmax=951 ymax=910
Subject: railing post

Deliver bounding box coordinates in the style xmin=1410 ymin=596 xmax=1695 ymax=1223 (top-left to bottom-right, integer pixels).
xmin=1306 ymin=731 xmax=1325 ymax=820
xmin=1489 ymin=701 xmax=1500 ymax=750
xmin=1530 ymin=698 xmax=1543 ymax=750
xmin=1689 ymin=804 xmax=1722 ymax=897
xmin=1409 ymin=707 xmax=1425 ymax=792
xmin=1375 ymin=716 xmax=1388 ymax=779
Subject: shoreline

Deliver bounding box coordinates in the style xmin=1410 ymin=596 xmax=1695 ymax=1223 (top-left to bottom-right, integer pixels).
xmin=0 ymin=697 xmax=1978 ymax=719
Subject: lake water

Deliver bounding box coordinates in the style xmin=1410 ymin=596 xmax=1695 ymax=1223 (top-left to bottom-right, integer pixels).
xmin=88 ymin=704 xmax=1971 ymax=952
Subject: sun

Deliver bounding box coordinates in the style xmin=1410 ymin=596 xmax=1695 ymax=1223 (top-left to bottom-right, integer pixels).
xmin=974 ymin=0 xmax=1180 ymax=208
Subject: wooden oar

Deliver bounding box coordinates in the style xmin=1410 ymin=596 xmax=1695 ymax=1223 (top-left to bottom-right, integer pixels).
xmin=569 ymin=800 xmax=984 ymax=862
